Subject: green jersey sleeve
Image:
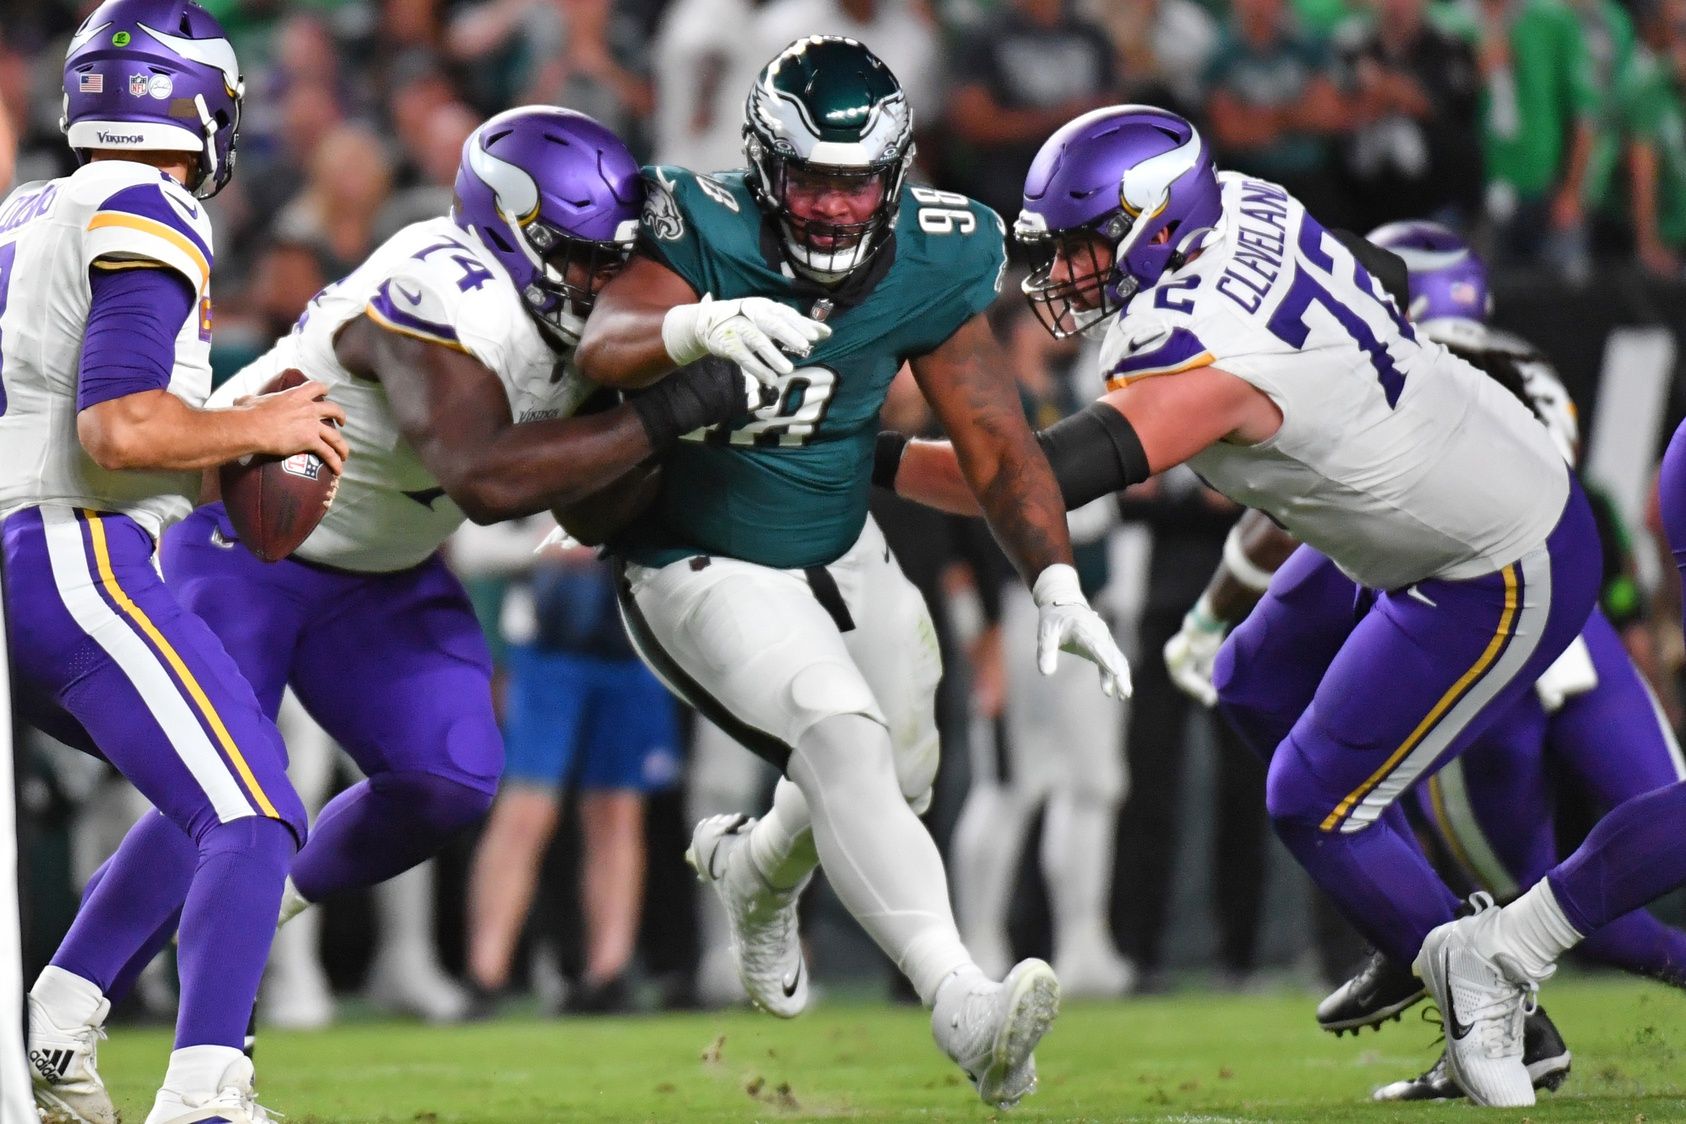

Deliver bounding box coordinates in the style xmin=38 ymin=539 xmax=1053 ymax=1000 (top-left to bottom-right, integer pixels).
xmin=891 ymin=188 xmax=1008 ymax=356
xmin=635 ymin=164 xmax=763 ymax=298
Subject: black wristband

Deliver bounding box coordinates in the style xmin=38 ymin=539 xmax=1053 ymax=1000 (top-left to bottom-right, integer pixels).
xmin=872 ymin=431 xmax=909 ymax=489
xmin=1035 ymin=401 xmax=1150 ymax=508
xmin=631 ymin=359 xmax=745 ymax=449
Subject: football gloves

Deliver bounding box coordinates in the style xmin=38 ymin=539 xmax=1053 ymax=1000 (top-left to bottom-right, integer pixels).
xmin=1033 ymin=564 xmax=1131 ymax=699
xmin=1162 ymin=595 xmax=1229 ymax=708
xmin=662 ymin=294 xmax=831 ymax=386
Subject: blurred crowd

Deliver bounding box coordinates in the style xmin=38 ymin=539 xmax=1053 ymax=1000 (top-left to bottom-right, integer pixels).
xmin=8 ymin=0 xmax=1686 ymax=1022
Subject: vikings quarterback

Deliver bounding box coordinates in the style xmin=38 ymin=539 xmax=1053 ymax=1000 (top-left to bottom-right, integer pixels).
xmin=577 ymin=37 xmax=1130 ymax=1108
xmin=1165 ymin=221 xmax=1686 ymax=1101
xmin=3 ymin=2 xmax=344 ymax=1120
xmin=884 ymin=105 xmax=1605 ymax=1107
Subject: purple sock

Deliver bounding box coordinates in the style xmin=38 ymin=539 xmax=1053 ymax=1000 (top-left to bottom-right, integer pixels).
xmin=289 ymin=771 xmax=491 ymax=903
xmin=52 ymin=811 xmax=197 ymax=993
xmin=1273 ymin=803 xmax=1462 ymax=964
xmin=1573 ymin=907 xmax=1686 ymax=988
xmin=1546 ymin=780 xmax=1686 ymax=940
xmin=175 ymin=817 xmax=296 ymax=1048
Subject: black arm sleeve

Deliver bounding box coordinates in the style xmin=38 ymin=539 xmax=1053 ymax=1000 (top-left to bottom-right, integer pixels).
xmin=1035 ymin=401 xmax=1152 ymax=509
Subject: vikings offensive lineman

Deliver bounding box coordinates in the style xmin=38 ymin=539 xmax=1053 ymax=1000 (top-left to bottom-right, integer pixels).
xmin=882 ymin=106 xmax=1604 ymax=1106
xmin=1165 ymin=222 xmax=1686 ymax=1101
xmin=2 ymin=2 xmax=345 ymax=1120
xmin=27 ymin=106 xmax=760 ymax=1118
xmin=578 ymin=38 xmax=1130 ymax=1107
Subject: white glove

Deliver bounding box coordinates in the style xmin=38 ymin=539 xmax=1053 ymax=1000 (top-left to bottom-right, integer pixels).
xmin=1033 ymin=564 xmax=1132 ymax=699
xmin=661 ymin=294 xmax=832 ymax=386
xmin=1162 ymin=594 xmax=1229 ymax=708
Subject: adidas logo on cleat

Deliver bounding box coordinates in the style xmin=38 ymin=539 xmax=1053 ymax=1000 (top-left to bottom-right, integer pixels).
xmin=30 ymin=1046 xmax=75 ymax=1081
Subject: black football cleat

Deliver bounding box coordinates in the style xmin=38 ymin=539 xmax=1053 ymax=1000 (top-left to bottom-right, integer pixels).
xmin=1317 ymin=947 xmax=1426 ymax=1034
xmin=1371 ymin=1006 xmax=1572 ymax=1102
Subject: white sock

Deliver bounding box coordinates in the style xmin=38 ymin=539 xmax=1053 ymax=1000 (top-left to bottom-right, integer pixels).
xmin=949 ymin=781 xmax=1032 ymax=977
xmin=159 ymin=1044 xmax=242 ymax=1100
xmin=1042 ymin=792 xmax=1120 ymax=961
xmin=746 ymin=778 xmax=820 ymax=891
xmin=30 ymin=966 xmax=106 ymax=1028
xmin=1490 ymin=881 xmax=1584 ymax=981
xmin=789 ymin=713 xmax=976 ymax=1006
xmin=277 ymin=877 xmax=312 ymax=927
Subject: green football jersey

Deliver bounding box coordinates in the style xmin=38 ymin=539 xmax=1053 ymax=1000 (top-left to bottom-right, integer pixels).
xmin=613 ymin=166 xmax=1007 ymax=570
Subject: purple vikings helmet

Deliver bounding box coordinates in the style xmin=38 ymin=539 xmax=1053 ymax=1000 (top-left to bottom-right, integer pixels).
xmin=452 ymin=106 xmax=642 ymax=346
xmin=1019 ymin=106 xmax=1223 ymax=338
xmin=61 ymin=0 xmax=244 ymax=198
xmin=1366 ymin=220 xmax=1492 ymax=348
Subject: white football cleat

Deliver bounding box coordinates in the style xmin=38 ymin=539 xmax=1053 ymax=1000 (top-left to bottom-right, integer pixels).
xmin=1415 ymin=899 xmax=1545 ymax=1108
xmin=145 ymin=1056 xmax=272 ymax=1124
xmin=685 ymin=813 xmax=810 ymax=1018
xmin=29 ymin=993 xmax=117 ymax=1124
xmin=933 ymin=959 xmax=1062 ymax=1110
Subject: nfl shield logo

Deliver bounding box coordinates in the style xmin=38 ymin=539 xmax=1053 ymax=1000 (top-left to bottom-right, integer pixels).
xmin=129 ymin=74 xmax=148 ymax=97
xmin=281 ymin=454 xmax=322 ymax=482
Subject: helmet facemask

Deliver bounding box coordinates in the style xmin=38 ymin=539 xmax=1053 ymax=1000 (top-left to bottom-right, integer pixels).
xmin=1019 ymin=212 xmax=1132 ymax=340
xmin=747 ymin=134 xmax=907 ymax=281
xmin=519 ymin=218 xmax=634 ymax=345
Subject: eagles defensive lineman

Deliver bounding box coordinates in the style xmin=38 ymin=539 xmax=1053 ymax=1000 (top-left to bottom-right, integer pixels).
xmin=23 ymin=105 xmax=764 ymax=1117
xmin=882 ymin=105 xmax=1606 ymax=1107
xmin=577 ymin=37 xmax=1130 ymax=1108
xmin=2 ymin=2 xmax=344 ymax=1120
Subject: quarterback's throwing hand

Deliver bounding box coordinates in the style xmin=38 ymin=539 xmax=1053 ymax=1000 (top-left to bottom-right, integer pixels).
xmin=1033 ymin=564 xmax=1132 ymax=699
xmin=663 ymin=294 xmax=832 ymax=386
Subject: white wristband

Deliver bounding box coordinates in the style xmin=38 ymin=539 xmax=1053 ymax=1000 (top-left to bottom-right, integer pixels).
xmin=1032 ymin=562 xmax=1084 ymax=607
xmin=1222 ymin=523 xmax=1277 ymax=593
xmin=660 ymin=300 xmax=709 ymax=366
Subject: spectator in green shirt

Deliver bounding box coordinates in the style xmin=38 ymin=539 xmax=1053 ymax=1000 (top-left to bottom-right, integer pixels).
xmin=1476 ymin=0 xmax=1598 ymax=268
xmin=1622 ymin=0 xmax=1686 ymax=276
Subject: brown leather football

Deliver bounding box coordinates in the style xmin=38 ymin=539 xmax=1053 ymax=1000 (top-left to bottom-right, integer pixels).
xmin=218 ymin=368 xmax=340 ymax=562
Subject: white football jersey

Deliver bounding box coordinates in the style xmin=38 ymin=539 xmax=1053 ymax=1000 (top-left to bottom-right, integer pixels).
xmin=1100 ymin=173 xmax=1568 ymax=591
xmin=0 ymin=161 xmax=217 ymax=539
xmin=211 ymin=217 xmax=597 ymax=572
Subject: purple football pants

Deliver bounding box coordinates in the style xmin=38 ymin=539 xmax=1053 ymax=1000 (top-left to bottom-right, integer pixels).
xmin=75 ymin=504 xmax=503 ymax=1008
xmin=3 ymin=505 xmax=304 ymax=1048
xmin=161 ymin=503 xmax=503 ymax=902
xmin=1528 ymin=423 xmax=1686 ymax=940
xmin=1213 ymin=475 xmax=1600 ymax=964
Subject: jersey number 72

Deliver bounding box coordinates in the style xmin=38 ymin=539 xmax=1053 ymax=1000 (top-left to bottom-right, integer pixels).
xmin=1266 ymin=221 xmax=1414 ymax=409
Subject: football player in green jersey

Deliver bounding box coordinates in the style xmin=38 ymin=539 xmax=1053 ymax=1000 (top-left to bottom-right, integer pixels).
xmin=576 ymin=37 xmax=1128 ymax=1108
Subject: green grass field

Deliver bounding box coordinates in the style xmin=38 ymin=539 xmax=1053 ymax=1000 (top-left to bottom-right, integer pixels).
xmin=97 ymin=976 xmax=1685 ymax=1122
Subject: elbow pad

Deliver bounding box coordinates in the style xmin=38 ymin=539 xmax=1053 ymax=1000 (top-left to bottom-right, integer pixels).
xmin=1035 ymin=401 xmax=1151 ymax=509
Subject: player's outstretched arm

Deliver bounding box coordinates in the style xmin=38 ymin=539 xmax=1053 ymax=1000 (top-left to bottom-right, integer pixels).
xmin=911 ymin=313 xmax=1136 ymax=696
xmin=75 ymin=266 xmax=348 ymax=473
xmin=339 ymin=314 xmax=752 ymax=524
xmin=907 ymin=314 xmax=1074 ymax=580
xmin=888 ymin=365 xmax=1279 ymax=515
xmin=577 ymin=254 xmax=830 ymax=389
xmin=80 ymin=382 xmax=350 ymax=474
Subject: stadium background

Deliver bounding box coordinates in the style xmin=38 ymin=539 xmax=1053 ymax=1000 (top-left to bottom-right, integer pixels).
xmin=4 ymin=0 xmax=1686 ymax=1109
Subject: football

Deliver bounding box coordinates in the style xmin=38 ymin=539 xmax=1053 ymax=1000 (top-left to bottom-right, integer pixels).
xmin=218 ymin=368 xmax=341 ymax=562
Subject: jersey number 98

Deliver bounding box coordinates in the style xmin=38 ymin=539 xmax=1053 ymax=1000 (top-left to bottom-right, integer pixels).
xmin=911 ymin=187 xmax=975 ymax=236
